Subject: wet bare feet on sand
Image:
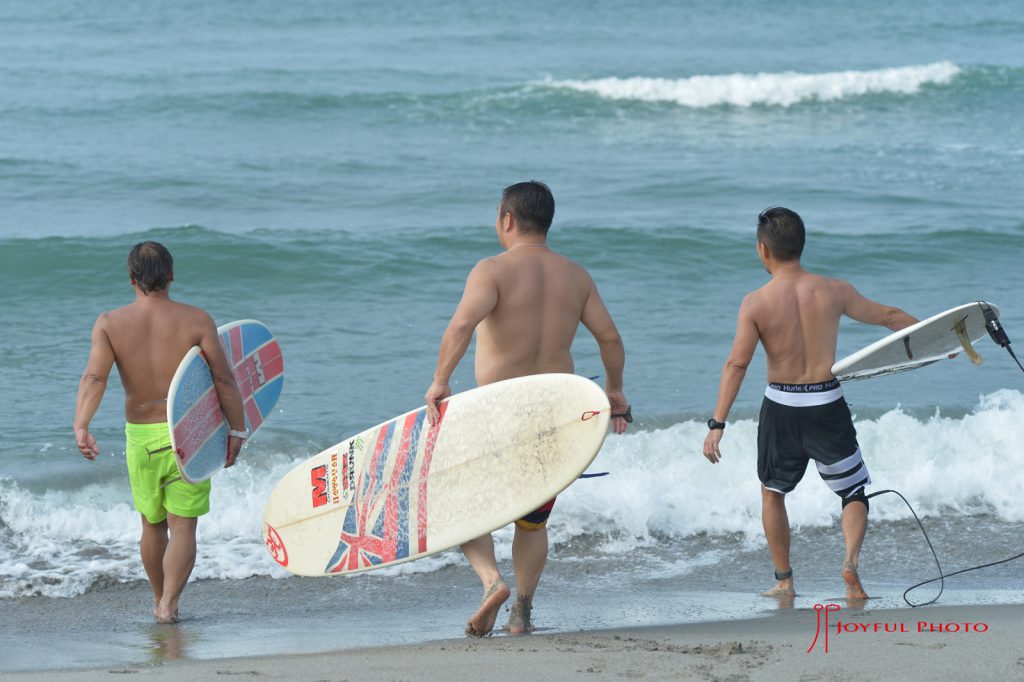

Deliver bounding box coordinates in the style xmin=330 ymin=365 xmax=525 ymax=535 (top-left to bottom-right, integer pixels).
xmin=843 ymin=560 xmax=869 ymax=600
xmin=465 ymin=579 xmax=510 ymax=637
xmin=507 ymin=594 xmax=534 ymax=635
xmin=761 ymin=580 xmax=795 ymax=598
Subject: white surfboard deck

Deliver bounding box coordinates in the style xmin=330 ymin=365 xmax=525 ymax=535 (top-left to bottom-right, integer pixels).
xmin=832 ymin=302 xmax=998 ymax=381
xmin=262 ymin=373 xmax=611 ymax=576
xmin=167 ymin=320 xmax=284 ymax=484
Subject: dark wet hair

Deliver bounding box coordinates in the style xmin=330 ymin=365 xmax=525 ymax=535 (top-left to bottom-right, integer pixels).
xmin=499 ymin=180 xmax=555 ymax=235
xmin=127 ymin=241 xmax=174 ymax=293
xmin=757 ymin=207 xmax=805 ymax=261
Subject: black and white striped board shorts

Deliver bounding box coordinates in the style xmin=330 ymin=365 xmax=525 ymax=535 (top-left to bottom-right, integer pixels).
xmin=757 ymin=378 xmax=870 ymax=498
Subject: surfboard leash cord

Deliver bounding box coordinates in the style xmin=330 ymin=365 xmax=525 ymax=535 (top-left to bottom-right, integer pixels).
xmin=867 ymin=487 xmax=1024 ymax=608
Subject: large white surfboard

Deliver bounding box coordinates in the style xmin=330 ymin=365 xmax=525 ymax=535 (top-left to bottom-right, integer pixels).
xmin=262 ymin=374 xmax=611 ymax=576
xmin=832 ymin=301 xmax=998 ymax=381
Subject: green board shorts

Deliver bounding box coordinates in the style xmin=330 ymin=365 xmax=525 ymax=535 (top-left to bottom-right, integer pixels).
xmin=125 ymin=422 xmax=211 ymax=524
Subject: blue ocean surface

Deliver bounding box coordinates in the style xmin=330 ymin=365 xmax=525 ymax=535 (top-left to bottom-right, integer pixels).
xmin=1 ymin=0 xmax=1023 ymax=671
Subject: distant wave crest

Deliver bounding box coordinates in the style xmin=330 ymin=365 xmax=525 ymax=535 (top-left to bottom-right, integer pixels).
xmin=541 ymin=61 xmax=961 ymax=108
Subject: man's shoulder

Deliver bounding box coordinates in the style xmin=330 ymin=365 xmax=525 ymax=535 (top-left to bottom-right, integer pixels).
xmin=97 ymin=303 xmax=132 ymax=326
xmin=470 ymin=255 xmax=504 ymax=280
xmin=809 ymin=272 xmax=853 ymax=298
xmin=91 ymin=309 xmax=114 ymax=335
xmin=167 ymin=299 xmax=210 ymax=317
xmin=475 ymin=253 xmax=502 ymax=268
xmin=797 ymin=268 xmax=849 ymax=288
xmin=145 ymin=298 xmax=213 ymax=324
xmin=482 ymin=251 xmax=585 ymax=273
xmin=743 ymin=282 xmax=771 ymax=305
xmin=101 ymin=299 xmax=209 ymax=329
xmin=559 ymin=251 xmax=589 ymax=272
xmin=753 ymin=272 xmax=851 ymax=300
xmin=166 ymin=301 xmax=216 ymax=331
xmin=529 ymin=249 xmax=589 ymax=278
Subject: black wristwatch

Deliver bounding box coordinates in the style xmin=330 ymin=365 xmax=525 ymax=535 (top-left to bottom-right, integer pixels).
xmin=707 ymin=418 xmax=726 ymax=431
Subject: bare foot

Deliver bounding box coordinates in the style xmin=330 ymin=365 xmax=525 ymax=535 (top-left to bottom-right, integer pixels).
xmin=155 ymin=602 xmax=180 ymax=624
xmin=465 ymin=579 xmax=510 ymax=637
xmin=761 ymin=580 xmax=795 ymax=598
xmin=842 ymin=560 xmax=868 ymax=600
xmin=507 ymin=594 xmax=534 ymax=635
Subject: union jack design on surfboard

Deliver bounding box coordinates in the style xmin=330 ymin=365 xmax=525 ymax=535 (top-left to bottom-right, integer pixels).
xmin=324 ymin=402 xmax=447 ymax=573
xmin=263 ymin=374 xmax=612 ymax=577
xmin=168 ymin=320 xmax=284 ymax=484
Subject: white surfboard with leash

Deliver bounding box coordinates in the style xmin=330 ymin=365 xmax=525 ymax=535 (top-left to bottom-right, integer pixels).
xmin=261 ymin=373 xmax=611 ymax=576
xmin=830 ymin=300 xmax=1024 ymax=608
xmin=832 ymin=301 xmax=1000 ymax=381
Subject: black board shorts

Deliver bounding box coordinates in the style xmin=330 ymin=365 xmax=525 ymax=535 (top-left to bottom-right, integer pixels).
xmin=757 ymin=378 xmax=870 ymax=497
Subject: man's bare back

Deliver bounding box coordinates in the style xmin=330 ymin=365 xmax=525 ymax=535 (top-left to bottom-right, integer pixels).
xmin=742 ymin=268 xmax=915 ymax=385
xmin=473 ymin=245 xmax=601 ymax=385
xmin=99 ymin=298 xmax=228 ymax=423
xmin=745 ymin=272 xmax=843 ymax=384
xmin=427 ymin=241 xmax=627 ymax=418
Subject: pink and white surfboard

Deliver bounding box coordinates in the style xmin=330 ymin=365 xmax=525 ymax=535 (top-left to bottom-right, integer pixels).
xmin=167 ymin=320 xmax=284 ymax=483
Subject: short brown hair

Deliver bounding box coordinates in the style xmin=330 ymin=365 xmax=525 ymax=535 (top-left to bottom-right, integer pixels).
xmin=128 ymin=241 xmax=174 ymax=293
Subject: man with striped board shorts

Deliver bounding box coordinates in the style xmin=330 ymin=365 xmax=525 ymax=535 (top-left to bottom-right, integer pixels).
xmin=702 ymin=207 xmax=918 ymax=601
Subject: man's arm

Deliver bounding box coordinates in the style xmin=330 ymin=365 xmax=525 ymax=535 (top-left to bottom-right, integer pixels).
xmin=703 ymin=294 xmax=760 ymax=464
xmin=198 ymin=314 xmax=248 ymax=467
xmin=580 ymin=277 xmax=629 ymax=434
xmin=74 ymin=315 xmax=116 ymax=460
xmin=424 ymin=261 xmax=499 ymax=425
xmin=841 ymin=281 xmax=918 ymax=331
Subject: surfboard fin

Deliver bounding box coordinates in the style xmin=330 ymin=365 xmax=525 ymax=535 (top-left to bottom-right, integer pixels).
xmin=952 ymin=317 xmax=983 ymax=365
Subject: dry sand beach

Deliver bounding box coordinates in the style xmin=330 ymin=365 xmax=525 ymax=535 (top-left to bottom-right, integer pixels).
xmin=3 ymin=602 xmax=1020 ymax=681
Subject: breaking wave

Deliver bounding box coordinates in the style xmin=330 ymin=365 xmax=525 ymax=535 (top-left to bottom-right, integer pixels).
xmin=540 ymin=62 xmax=962 ymax=108
xmin=2 ymin=389 xmax=1021 ymax=598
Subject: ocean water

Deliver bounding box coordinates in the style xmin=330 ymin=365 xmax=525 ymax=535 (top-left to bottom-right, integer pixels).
xmin=1 ymin=0 xmax=1024 ymax=670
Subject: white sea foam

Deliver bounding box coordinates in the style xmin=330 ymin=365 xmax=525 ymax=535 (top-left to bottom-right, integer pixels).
xmin=0 ymin=457 xmax=296 ymax=599
xmin=541 ymin=62 xmax=961 ymax=108
xmin=551 ymin=389 xmax=1024 ymax=549
xmin=1 ymin=389 xmax=1021 ymax=598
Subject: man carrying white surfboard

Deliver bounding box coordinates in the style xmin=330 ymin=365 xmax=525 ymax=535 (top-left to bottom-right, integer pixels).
xmin=702 ymin=207 xmax=917 ymax=601
xmin=425 ymin=181 xmax=630 ymax=636
xmin=73 ymin=241 xmax=248 ymax=624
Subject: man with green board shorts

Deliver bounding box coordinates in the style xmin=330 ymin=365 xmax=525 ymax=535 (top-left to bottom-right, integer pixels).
xmin=425 ymin=181 xmax=630 ymax=636
xmin=702 ymin=207 xmax=917 ymax=601
xmin=74 ymin=241 xmax=247 ymax=623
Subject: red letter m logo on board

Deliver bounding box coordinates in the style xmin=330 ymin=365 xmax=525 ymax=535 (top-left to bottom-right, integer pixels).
xmin=311 ymin=464 xmax=328 ymax=508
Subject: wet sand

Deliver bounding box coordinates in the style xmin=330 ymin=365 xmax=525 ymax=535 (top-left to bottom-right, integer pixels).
xmin=2 ymin=602 xmax=1020 ymax=681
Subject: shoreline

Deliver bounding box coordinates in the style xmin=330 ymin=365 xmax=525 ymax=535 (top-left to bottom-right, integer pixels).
xmin=3 ymin=540 xmax=1023 ymax=677
xmin=2 ymin=602 xmax=1020 ymax=681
